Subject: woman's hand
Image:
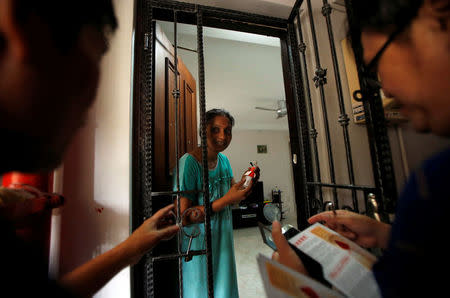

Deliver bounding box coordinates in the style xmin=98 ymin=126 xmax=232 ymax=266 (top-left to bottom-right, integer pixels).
xmin=182 ymin=206 xmax=204 ymax=226
xmin=125 ymin=204 xmax=180 ymax=265
xmin=223 ymin=178 xmax=253 ymax=205
xmin=308 ymin=210 xmax=391 ymax=249
xmin=271 ymin=221 xmax=307 ymax=274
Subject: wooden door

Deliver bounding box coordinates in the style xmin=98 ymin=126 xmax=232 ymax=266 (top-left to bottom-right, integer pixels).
xmin=180 ymin=59 xmax=198 ymax=153
xmin=154 ymin=23 xmax=197 ymax=191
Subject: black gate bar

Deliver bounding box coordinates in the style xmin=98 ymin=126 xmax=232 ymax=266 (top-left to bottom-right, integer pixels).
xmin=152 ymin=250 xmax=207 ymax=262
xmin=139 ymin=1 xmax=155 ymax=296
xmin=150 ymin=190 xmax=202 ymax=197
xmin=320 ymin=0 xmax=358 ymax=210
xmin=171 ymin=11 xmax=184 ymax=297
xmin=306 ymin=181 xmax=376 ymax=192
xmin=289 ymin=0 xmax=304 ymax=22
xmin=197 ymin=9 xmax=215 ymax=298
xmin=285 ymin=22 xmax=316 ymax=227
xmin=305 ymin=0 xmax=338 ymax=208
xmin=295 ymin=9 xmax=323 ymax=207
xmin=344 ymin=0 xmax=398 ymax=221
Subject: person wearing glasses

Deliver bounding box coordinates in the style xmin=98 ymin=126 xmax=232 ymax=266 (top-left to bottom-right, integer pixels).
xmin=271 ymin=0 xmax=450 ymax=296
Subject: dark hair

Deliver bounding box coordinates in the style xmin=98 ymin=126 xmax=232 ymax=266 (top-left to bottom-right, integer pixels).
xmin=206 ymin=109 xmax=235 ymax=127
xmin=351 ymin=0 xmax=423 ymax=34
xmin=16 ymin=0 xmax=118 ymax=51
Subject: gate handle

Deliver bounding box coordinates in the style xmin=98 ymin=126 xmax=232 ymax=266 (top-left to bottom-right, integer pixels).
xmin=368 ymin=193 xmax=381 ymax=222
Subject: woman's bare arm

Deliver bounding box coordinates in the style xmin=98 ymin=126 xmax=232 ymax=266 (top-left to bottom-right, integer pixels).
xmin=178 ymin=178 xmax=251 ymax=225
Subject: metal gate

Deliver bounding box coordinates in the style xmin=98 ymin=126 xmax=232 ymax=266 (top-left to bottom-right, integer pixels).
xmin=131 ymin=0 xmax=398 ymax=297
xmin=288 ymin=0 xmax=398 ymax=226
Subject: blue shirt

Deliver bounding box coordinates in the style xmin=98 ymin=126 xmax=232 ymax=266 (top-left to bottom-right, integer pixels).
xmin=373 ymin=148 xmax=450 ymax=297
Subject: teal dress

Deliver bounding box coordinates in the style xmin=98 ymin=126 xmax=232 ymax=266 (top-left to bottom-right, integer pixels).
xmin=174 ymin=152 xmax=239 ymax=298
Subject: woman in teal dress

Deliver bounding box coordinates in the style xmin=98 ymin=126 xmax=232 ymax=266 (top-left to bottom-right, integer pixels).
xmin=174 ymin=109 xmax=258 ymax=298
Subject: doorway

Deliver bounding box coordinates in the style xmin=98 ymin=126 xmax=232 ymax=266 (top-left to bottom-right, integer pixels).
xmin=156 ymin=21 xmax=297 ymax=298
xmin=130 ymin=1 xmax=398 ymax=297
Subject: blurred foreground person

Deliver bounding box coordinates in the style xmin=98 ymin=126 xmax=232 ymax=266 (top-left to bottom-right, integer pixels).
xmin=0 ymin=1 xmax=178 ymax=296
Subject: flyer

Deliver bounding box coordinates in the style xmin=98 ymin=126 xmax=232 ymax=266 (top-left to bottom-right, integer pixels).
xmin=287 ymin=223 xmax=381 ymax=298
xmin=257 ymin=254 xmax=344 ymax=298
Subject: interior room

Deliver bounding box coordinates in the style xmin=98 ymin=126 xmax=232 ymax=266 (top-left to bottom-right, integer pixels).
xmin=2 ymin=0 xmax=450 ymax=298
xmin=156 ymin=20 xmax=296 ymax=297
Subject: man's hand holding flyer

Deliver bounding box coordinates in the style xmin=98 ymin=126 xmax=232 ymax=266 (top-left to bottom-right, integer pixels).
xmin=258 ymin=223 xmax=381 ymax=298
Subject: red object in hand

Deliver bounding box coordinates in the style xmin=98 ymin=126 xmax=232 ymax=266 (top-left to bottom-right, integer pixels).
xmin=246 ymin=166 xmax=257 ymax=178
xmin=243 ymin=166 xmax=257 ymax=188
xmin=2 ymin=171 xmax=58 ymax=273
xmin=2 ymin=172 xmax=53 ymax=192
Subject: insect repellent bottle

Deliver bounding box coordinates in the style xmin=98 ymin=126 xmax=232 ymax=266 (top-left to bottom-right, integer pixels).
xmin=243 ymin=162 xmax=257 ymax=188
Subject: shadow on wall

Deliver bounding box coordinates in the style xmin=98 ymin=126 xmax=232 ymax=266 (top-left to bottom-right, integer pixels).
xmin=400 ymin=123 xmax=450 ymax=172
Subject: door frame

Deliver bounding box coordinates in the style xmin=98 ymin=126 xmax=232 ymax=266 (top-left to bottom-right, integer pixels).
xmin=131 ymin=1 xmax=310 ymax=296
xmin=130 ymin=0 xmax=397 ymax=297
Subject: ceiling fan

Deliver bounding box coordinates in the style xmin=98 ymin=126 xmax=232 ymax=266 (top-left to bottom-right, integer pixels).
xmin=255 ymin=99 xmax=287 ymax=119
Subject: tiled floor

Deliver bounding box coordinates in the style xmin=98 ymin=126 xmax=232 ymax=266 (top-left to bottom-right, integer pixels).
xmin=233 ymin=226 xmax=273 ymax=298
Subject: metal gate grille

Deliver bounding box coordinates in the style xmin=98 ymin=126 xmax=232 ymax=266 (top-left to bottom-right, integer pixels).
xmin=287 ymin=0 xmax=398 ymax=227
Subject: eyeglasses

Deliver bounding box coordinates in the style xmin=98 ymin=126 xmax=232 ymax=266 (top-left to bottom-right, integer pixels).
xmin=366 ymin=25 xmax=406 ymax=73
xmin=353 ymin=24 xmax=407 ymax=102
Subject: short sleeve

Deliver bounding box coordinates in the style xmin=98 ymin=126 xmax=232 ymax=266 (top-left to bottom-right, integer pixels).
xmin=174 ymin=154 xmax=201 ymax=203
xmin=221 ymin=153 xmax=233 ymax=179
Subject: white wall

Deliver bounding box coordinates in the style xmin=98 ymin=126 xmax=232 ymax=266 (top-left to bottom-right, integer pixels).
xmin=159 ymin=22 xmax=289 ymax=131
xmin=54 ymin=1 xmax=135 ymax=297
xmin=224 ymin=130 xmax=297 ymax=226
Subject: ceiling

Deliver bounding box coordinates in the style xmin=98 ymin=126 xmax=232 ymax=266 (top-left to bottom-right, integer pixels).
xmin=175 ymin=0 xmax=296 ymax=19
xmin=166 ymin=23 xmax=281 ymax=47
xmin=158 ymin=21 xmax=288 ymax=131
